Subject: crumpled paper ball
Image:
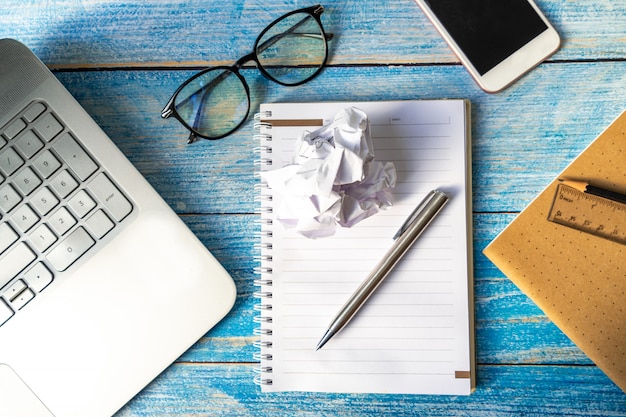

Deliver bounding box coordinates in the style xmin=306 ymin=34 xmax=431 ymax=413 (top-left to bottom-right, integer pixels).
xmin=260 ymin=107 xmax=397 ymax=238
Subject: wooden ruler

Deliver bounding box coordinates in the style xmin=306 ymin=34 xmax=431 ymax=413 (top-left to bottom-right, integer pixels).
xmin=548 ymin=183 xmax=626 ymax=245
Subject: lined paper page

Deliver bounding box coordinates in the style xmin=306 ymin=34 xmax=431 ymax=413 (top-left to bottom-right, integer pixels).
xmin=257 ymin=100 xmax=473 ymax=394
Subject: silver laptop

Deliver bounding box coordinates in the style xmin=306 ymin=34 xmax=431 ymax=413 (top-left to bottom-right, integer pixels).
xmin=0 ymin=39 xmax=237 ymax=417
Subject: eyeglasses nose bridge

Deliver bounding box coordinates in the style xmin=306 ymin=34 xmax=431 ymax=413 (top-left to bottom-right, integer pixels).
xmin=234 ymin=52 xmax=279 ymax=85
xmin=234 ymin=52 xmax=258 ymax=70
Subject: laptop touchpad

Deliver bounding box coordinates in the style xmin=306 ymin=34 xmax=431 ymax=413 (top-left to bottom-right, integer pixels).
xmin=0 ymin=364 xmax=55 ymax=417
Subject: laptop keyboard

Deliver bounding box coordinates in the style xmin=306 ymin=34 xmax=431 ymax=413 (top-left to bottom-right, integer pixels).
xmin=0 ymin=100 xmax=134 ymax=327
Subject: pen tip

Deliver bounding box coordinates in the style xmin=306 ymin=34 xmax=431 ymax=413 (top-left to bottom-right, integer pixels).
xmin=316 ymin=329 xmax=335 ymax=351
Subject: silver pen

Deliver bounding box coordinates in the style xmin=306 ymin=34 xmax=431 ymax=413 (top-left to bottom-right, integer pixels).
xmin=315 ymin=190 xmax=450 ymax=350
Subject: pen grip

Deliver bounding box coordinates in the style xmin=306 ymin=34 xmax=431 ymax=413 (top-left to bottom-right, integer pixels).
xmin=332 ymin=190 xmax=449 ymax=331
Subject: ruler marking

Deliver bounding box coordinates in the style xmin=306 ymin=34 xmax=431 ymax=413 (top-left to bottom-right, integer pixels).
xmin=548 ymin=184 xmax=626 ymax=245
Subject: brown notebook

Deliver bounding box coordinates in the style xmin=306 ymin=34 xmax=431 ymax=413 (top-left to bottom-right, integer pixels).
xmin=483 ymin=111 xmax=626 ymax=393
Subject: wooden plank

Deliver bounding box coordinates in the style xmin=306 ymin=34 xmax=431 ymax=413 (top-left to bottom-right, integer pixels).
xmin=3 ymin=0 xmax=626 ymax=67
xmin=116 ymin=363 xmax=625 ymax=416
xmin=53 ymin=61 xmax=626 ymax=215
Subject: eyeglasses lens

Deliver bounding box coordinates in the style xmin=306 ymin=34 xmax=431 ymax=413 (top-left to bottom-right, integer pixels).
xmin=256 ymin=12 xmax=327 ymax=85
xmin=174 ymin=68 xmax=249 ymax=139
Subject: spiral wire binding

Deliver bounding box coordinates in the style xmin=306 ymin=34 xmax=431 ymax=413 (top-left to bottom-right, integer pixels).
xmin=253 ymin=111 xmax=274 ymax=386
xmin=254 ymin=110 xmax=272 ymax=120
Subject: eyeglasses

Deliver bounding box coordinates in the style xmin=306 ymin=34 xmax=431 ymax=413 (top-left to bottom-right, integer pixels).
xmin=161 ymin=5 xmax=333 ymax=144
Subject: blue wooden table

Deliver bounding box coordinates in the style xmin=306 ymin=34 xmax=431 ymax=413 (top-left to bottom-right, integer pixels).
xmin=3 ymin=0 xmax=626 ymax=415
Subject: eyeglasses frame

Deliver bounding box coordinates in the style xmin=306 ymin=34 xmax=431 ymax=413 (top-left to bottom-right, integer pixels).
xmin=161 ymin=4 xmax=333 ymax=143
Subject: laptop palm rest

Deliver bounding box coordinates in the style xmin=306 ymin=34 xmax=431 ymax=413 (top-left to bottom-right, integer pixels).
xmin=0 ymin=364 xmax=55 ymax=417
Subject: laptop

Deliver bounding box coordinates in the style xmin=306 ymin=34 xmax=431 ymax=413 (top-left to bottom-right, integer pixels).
xmin=0 ymin=39 xmax=237 ymax=417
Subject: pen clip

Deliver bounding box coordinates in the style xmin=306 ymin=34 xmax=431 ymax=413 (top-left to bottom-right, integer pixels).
xmin=393 ymin=191 xmax=438 ymax=240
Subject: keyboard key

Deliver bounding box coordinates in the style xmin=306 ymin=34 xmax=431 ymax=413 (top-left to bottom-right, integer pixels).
xmin=0 ymin=183 xmax=22 ymax=213
xmin=49 ymin=206 xmax=76 ymax=236
xmin=29 ymin=223 xmax=57 ymax=252
xmin=47 ymin=227 xmax=94 ymax=271
xmin=3 ymin=279 xmax=27 ymax=301
xmin=0 ymin=147 xmax=25 ymax=176
xmin=88 ymin=173 xmax=132 ymax=221
xmin=15 ymin=130 xmax=44 ymax=158
xmin=11 ymin=204 xmax=39 ymax=233
xmin=86 ymin=209 xmax=114 ymax=239
xmin=23 ymin=262 xmax=53 ymax=292
xmin=3 ymin=118 xmax=26 ymax=139
xmin=0 ymin=299 xmax=13 ymax=326
xmin=53 ymin=133 xmax=98 ymax=181
xmin=31 ymin=186 xmax=59 ymax=216
xmin=0 ymin=242 xmax=36 ymax=288
xmin=0 ymin=222 xmax=19 ymax=254
xmin=23 ymin=102 xmax=47 ymax=123
xmin=0 ymin=100 xmax=137 ymax=324
xmin=50 ymin=170 xmax=78 ymax=198
xmin=11 ymin=287 xmax=34 ymax=310
xmin=32 ymin=149 xmax=61 ymax=179
xmin=68 ymin=190 xmax=96 ymax=218
xmin=13 ymin=166 xmax=42 ymax=196
xmin=34 ymin=113 xmax=63 ymax=142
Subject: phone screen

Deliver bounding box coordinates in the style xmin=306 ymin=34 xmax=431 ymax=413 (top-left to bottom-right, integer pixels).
xmin=423 ymin=0 xmax=548 ymax=75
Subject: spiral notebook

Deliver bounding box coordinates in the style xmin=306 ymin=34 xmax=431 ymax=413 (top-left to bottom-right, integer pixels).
xmin=254 ymin=100 xmax=475 ymax=394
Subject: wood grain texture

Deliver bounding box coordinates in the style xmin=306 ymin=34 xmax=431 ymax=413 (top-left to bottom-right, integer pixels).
xmin=1 ymin=0 xmax=625 ymax=415
xmin=117 ymin=364 xmax=625 ymax=416
xmin=3 ymin=0 xmax=626 ymax=67
xmin=53 ymin=62 xmax=626 ymax=214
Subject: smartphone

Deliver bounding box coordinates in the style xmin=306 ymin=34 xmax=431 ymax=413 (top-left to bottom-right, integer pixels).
xmin=414 ymin=0 xmax=560 ymax=92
